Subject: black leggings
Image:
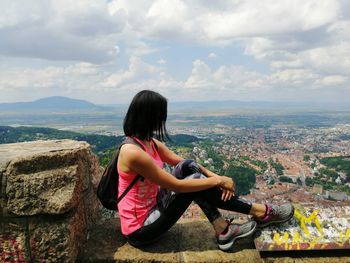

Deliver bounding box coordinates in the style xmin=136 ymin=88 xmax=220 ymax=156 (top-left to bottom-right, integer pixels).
xmin=126 ymin=159 xmax=252 ymax=247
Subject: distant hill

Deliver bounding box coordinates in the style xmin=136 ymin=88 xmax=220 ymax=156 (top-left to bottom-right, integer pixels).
xmin=2 ymin=96 xmax=350 ymax=114
xmin=0 ymin=96 xmax=111 ymax=112
xmin=0 ymin=125 xmax=200 ymax=158
xmin=169 ymin=100 xmax=350 ymax=112
xmin=0 ymin=125 xmax=123 ymax=154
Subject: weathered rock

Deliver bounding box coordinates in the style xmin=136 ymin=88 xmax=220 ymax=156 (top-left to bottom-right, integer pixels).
xmin=0 ymin=140 xmax=102 ymax=263
xmin=29 ymin=204 xmax=88 ymax=263
xmin=1 ymin=140 xmax=100 ymax=216
xmin=6 ymin=165 xmax=80 ymax=215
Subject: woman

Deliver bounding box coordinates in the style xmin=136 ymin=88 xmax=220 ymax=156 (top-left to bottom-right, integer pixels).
xmin=117 ymin=90 xmax=294 ymax=251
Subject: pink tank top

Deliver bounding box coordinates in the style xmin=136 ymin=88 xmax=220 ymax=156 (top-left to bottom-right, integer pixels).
xmin=117 ymin=137 xmax=163 ymax=235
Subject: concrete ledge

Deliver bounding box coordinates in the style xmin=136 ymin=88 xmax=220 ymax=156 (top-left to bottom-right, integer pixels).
xmin=79 ymin=218 xmax=350 ymax=263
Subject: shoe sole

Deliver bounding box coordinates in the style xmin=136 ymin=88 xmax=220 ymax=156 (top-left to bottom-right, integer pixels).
xmin=218 ymin=222 xmax=257 ymax=251
xmin=257 ymin=206 xmax=295 ymax=228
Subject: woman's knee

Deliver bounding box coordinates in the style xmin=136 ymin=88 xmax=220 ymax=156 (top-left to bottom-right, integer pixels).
xmin=172 ymin=159 xmax=202 ymax=179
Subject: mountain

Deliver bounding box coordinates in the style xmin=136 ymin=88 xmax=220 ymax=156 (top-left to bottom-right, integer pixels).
xmin=169 ymin=100 xmax=350 ymax=112
xmin=0 ymin=96 xmax=111 ymax=112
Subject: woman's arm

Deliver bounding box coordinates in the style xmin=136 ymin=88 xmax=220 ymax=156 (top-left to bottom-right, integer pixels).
xmin=198 ymin=164 xmax=220 ymax=178
xmin=119 ymin=144 xmax=234 ymax=193
xmin=151 ymin=139 xmax=235 ymax=200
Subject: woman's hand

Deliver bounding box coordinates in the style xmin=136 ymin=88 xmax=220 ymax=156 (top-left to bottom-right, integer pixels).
xmin=218 ymin=176 xmax=236 ymax=192
xmin=218 ymin=176 xmax=235 ymax=201
xmin=220 ymin=188 xmax=234 ymax=201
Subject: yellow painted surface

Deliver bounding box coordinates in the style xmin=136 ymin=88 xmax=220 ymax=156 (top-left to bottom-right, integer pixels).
xmin=267 ymin=208 xmax=349 ymax=250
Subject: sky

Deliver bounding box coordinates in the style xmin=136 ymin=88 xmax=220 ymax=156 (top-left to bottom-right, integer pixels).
xmin=0 ymin=0 xmax=349 ymax=104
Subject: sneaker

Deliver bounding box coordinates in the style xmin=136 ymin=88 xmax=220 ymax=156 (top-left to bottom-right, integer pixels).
xmin=255 ymin=203 xmax=294 ymax=228
xmin=217 ymin=221 xmax=257 ymax=251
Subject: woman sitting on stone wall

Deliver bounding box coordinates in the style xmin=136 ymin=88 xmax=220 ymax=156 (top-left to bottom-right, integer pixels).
xmin=117 ymin=90 xmax=294 ymax=251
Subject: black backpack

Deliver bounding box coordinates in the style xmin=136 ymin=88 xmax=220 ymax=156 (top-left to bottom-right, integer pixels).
xmin=97 ymin=137 xmax=157 ymax=210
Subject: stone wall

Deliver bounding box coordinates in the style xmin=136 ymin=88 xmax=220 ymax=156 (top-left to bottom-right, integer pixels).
xmin=0 ymin=140 xmax=102 ymax=263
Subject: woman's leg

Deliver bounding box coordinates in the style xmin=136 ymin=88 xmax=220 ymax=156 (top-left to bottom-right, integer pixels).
xmin=126 ymin=160 xmax=291 ymax=247
xmin=173 ymin=160 xmax=293 ymax=231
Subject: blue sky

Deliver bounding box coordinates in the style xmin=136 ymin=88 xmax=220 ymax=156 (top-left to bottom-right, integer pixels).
xmin=0 ymin=0 xmax=349 ymax=104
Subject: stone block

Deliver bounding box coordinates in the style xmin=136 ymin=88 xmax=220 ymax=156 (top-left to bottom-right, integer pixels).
xmin=0 ymin=140 xmax=102 ymax=262
xmin=5 ymin=146 xmax=89 ymax=176
xmin=29 ymin=205 xmax=88 ymax=263
xmin=6 ymin=165 xmax=81 ymax=215
xmin=0 ymin=140 xmax=90 ymax=172
xmin=1 ymin=140 xmax=102 ymax=216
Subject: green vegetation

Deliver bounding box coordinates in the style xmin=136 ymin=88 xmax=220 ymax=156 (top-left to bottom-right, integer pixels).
xmin=305 ymin=176 xmax=350 ymax=194
xmin=198 ymin=141 xmax=224 ymax=173
xmin=320 ymin=156 xmax=350 ymax=182
xmin=268 ymin=158 xmax=284 ymax=176
xmin=168 ymin=134 xmax=199 ymax=145
xmin=297 ymin=177 xmax=302 ymax=185
xmin=0 ymin=126 xmax=200 ymax=168
xmin=310 ymin=161 xmax=316 ymax=169
xmin=303 ymin=155 xmax=310 ymax=162
xmin=240 ymin=155 xmax=250 ymax=161
xmin=303 ymin=156 xmax=350 ymax=194
xmin=0 ymin=126 xmax=122 ymax=154
xmin=251 ymin=160 xmax=268 ymax=171
xmin=224 ymin=164 xmax=257 ymax=196
xmin=305 ymin=177 xmax=314 ymax=187
xmin=279 ymin=176 xmax=294 ymax=184
xmin=99 ymin=147 xmax=116 ymax=168
xmin=319 ymin=167 xmax=339 ymax=180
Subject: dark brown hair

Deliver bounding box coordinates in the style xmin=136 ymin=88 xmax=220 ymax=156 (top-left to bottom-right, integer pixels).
xmin=123 ymin=90 xmax=168 ymax=141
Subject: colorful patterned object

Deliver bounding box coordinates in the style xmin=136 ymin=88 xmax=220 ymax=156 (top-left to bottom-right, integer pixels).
xmin=254 ymin=205 xmax=350 ymax=251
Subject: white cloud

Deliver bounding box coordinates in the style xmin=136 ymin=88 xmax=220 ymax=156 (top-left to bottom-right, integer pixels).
xmin=1 ymin=0 xmax=349 ymax=103
xmin=185 ymin=60 xmax=212 ymax=89
xmin=101 ymin=56 xmax=161 ymax=88
xmin=183 ymin=60 xmax=269 ymax=100
xmin=201 ymin=0 xmax=340 ymax=40
xmin=314 ymin=75 xmax=348 ymax=87
xmin=269 ymin=69 xmax=318 ymax=86
xmin=158 ymin=59 xmax=167 ymax=65
xmin=0 ymin=62 xmax=103 ymax=92
xmin=208 ymin=52 xmax=217 ymax=59
xmin=0 ymin=0 xmax=125 ymax=63
xmin=108 ymin=0 xmax=342 ymax=44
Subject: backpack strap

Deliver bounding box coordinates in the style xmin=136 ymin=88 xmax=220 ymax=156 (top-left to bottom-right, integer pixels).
xmin=116 ymin=174 xmax=141 ymax=204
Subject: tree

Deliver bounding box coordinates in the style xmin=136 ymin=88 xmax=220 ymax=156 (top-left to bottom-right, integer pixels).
xmin=279 ymin=176 xmax=293 ymax=183
xmin=305 ymin=177 xmax=314 ymax=187
xmin=225 ymin=164 xmax=257 ymax=196
xmin=297 ymin=177 xmax=302 ymax=185
xmin=303 ymin=155 xmax=310 ymax=162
